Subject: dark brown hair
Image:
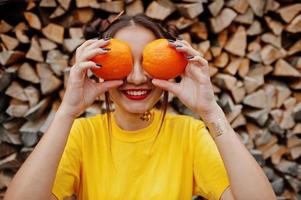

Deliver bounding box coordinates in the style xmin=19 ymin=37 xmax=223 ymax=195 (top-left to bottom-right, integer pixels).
xmin=98 ymin=13 xmax=180 ymax=156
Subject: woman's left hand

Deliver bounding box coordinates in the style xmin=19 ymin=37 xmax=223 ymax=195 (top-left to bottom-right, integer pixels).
xmin=151 ymin=38 xmax=220 ymax=121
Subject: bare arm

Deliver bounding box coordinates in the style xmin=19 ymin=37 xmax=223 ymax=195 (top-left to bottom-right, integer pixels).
xmin=4 ymin=111 xmax=74 ymax=200
xmin=202 ymin=104 xmax=277 ymax=200
xmin=4 ymin=38 xmax=123 ymax=200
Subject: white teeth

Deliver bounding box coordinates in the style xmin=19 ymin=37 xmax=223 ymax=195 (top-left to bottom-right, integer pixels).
xmin=125 ymin=90 xmax=148 ymax=96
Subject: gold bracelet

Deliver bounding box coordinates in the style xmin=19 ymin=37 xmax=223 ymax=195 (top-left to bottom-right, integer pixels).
xmin=206 ymin=117 xmax=228 ymax=139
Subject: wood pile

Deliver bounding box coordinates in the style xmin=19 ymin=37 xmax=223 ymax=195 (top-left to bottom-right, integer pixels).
xmin=0 ymin=0 xmax=301 ymax=199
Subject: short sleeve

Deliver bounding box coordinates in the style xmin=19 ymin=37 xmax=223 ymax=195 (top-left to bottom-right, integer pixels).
xmin=193 ymin=122 xmax=230 ymax=200
xmin=52 ymin=119 xmax=82 ymax=200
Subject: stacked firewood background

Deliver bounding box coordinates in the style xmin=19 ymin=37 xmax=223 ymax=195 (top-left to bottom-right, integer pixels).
xmin=0 ymin=0 xmax=301 ymax=199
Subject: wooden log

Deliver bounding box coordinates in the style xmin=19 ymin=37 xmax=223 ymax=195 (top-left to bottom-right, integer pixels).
xmin=39 ymin=38 xmax=57 ymax=51
xmin=24 ymin=98 xmax=50 ymax=121
xmin=0 ymin=153 xmax=21 ymax=171
xmin=243 ymin=89 xmax=267 ymax=109
xmin=14 ymin=22 xmax=30 ymax=44
xmin=234 ymin=8 xmax=254 ymax=25
xmin=5 ymin=81 xmax=27 ymax=101
xmin=39 ymin=101 xmax=60 ymax=133
xmin=145 ymin=0 xmax=176 ymax=20
xmin=36 ymin=63 xmax=62 ymax=95
xmin=288 ymin=39 xmax=301 ymax=56
xmin=276 ymin=84 xmax=291 ymax=109
xmin=177 ymin=2 xmax=204 ymax=19
xmin=247 ymin=20 xmax=262 ymax=36
xmin=42 ymin=23 xmax=64 ymax=44
xmin=280 ymin=111 xmax=295 ymax=129
xmin=18 ymin=62 xmax=40 ymax=84
xmin=126 ymin=0 xmax=144 ymax=16
xmin=24 ymin=86 xmax=40 ymax=108
xmin=261 ymin=33 xmax=281 ymax=48
xmin=244 ymin=75 xmax=264 ymax=94
xmin=6 ymin=99 xmax=29 ymax=118
xmin=46 ymin=50 xmax=69 ymax=76
xmin=20 ymin=115 xmax=47 ymax=147
xmin=90 ymin=1 xmax=125 ymax=13
xmin=50 ymin=6 xmax=65 ymax=19
xmin=226 ymin=0 xmax=248 ymax=14
xmin=190 ymin=22 xmax=208 ymax=40
xmin=0 ymin=51 xmax=25 ymax=66
xmin=260 ymin=45 xmax=286 ymax=65
xmin=224 ymin=57 xmax=241 ymax=75
xmin=69 ymin=28 xmax=84 ymax=39
xmin=26 ymin=36 xmax=44 ymax=62
xmin=76 ymin=0 xmax=96 ymax=8
xmin=271 ymin=146 xmax=287 ymax=165
xmin=0 ymin=34 xmax=19 ymax=50
xmin=231 ymin=114 xmax=246 ymax=128
xmin=208 ymin=0 xmax=224 ymax=17
xmin=0 ymin=69 xmax=11 ymax=92
xmin=63 ymin=38 xmax=85 ymax=53
xmin=210 ymin=8 xmax=237 ymax=33
xmin=0 ymin=20 xmax=12 ymax=33
xmin=264 ymin=16 xmax=283 ymax=36
xmin=230 ymin=80 xmax=245 ymax=103
xmin=247 ymin=0 xmax=265 ymax=17
xmin=72 ymin=8 xmax=95 ymax=24
xmin=58 ymin=0 xmax=71 ymax=10
xmin=273 ymin=59 xmax=301 ymax=78
xmin=264 ymin=0 xmax=280 ymax=13
xmin=286 ymin=14 xmax=301 ymax=33
xmin=24 ymin=12 xmax=41 ymax=30
xmin=213 ymin=51 xmax=229 ymax=68
xmin=245 ymin=108 xmax=269 ymax=127
xmin=213 ymin=73 xmax=237 ymax=90
xmin=278 ymin=3 xmax=301 ymax=23
xmin=225 ymin=26 xmax=247 ymax=56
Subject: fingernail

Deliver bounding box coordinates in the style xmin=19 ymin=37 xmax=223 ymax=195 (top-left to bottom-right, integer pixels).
xmin=95 ymin=63 xmax=102 ymax=67
xmin=187 ymin=55 xmax=194 ymax=59
xmin=103 ymin=37 xmax=111 ymax=41
xmin=167 ymin=39 xmax=175 ymax=43
xmin=102 ymin=47 xmax=111 ymax=51
xmin=175 ymin=44 xmax=182 ymax=48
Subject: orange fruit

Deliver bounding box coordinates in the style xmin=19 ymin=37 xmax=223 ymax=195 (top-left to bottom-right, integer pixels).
xmin=90 ymin=38 xmax=133 ymax=80
xmin=142 ymin=38 xmax=188 ymax=80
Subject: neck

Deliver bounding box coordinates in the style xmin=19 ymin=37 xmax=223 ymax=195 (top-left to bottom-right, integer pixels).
xmin=113 ymin=106 xmax=154 ymax=131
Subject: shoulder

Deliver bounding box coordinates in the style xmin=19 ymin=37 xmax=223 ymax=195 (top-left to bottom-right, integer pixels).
xmin=73 ymin=113 xmax=107 ymax=128
xmin=164 ymin=111 xmax=206 ymax=130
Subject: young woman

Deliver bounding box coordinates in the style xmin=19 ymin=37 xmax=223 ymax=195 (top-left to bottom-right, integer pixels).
xmin=4 ymin=14 xmax=276 ymax=200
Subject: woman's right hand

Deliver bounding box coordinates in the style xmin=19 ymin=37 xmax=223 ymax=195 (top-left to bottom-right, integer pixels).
xmin=59 ymin=37 xmax=123 ymax=118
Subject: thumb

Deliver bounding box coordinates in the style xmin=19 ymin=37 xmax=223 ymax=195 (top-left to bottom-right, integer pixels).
xmin=95 ymin=80 xmax=123 ymax=95
xmin=152 ymin=79 xmax=178 ymax=94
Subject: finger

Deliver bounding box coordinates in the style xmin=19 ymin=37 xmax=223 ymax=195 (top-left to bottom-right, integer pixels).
xmin=152 ymin=79 xmax=179 ymax=94
xmin=175 ymin=38 xmax=190 ymax=46
xmin=94 ymin=80 xmax=124 ymax=95
xmin=85 ymin=38 xmax=111 ymax=50
xmin=168 ymin=42 xmax=199 ymax=56
xmin=187 ymin=55 xmax=208 ymax=67
xmin=83 ymin=48 xmax=111 ymax=61
xmin=71 ymin=61 xmax=100 ymax=78
xmin=76 ymin=39 xmax=98 ymax=54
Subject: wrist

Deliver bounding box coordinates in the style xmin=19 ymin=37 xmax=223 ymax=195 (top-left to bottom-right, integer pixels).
xmin=56 ymin=104 xmax=78 ymax=120
xmin=198 ymin=102 xmax=225 ymax=123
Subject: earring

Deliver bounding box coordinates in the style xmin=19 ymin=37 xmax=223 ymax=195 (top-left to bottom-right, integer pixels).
xmin=140 ymin=110 xmax=153 ymax=122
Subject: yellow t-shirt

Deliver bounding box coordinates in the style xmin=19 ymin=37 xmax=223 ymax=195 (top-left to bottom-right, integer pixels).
xmin=52 ymin=109 xmax=230 ymax=200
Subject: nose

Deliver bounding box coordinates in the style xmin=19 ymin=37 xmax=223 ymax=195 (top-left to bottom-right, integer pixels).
xmin=126 ymin=61 xmax=148 ymax=85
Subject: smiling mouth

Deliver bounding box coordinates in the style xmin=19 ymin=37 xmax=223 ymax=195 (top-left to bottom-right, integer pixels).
xmin=121 ymin=89 xmax=152 ymax=100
